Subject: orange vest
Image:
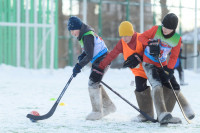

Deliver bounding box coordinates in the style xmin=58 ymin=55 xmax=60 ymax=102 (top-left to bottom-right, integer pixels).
xmin=121 ymin=33 xmax=147 ymax=79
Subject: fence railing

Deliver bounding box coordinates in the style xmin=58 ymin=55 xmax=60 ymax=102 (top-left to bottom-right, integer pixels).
xmin=0 ymin=0 xmax=58 ymax=69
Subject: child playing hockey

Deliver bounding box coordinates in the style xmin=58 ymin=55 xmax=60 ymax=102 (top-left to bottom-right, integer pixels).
xmin=98 ymin=21 xmax=154 ymax=122
xmin=67 ymin=16 xmax=116 ymax=120
xmin=174 ymin=46 xmax=188 ymax=85
xmin=138 ymin=13 xmax=195 ymax=124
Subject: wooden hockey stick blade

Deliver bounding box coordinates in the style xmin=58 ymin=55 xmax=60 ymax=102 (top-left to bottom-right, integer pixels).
xmin=27 ymin=75 xmax=73 ymax=121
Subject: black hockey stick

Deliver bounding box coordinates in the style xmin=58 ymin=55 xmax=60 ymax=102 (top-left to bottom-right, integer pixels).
xmin=188 ymin=50 xmax=199 ymax=58
xmin=26 ymin=74 xmax=74 ymax=121
xmin=100 ymin=81 xmax=157 ymax=123
xmin=157 ymin=58 xmax=191 ymax=124
xmin=181 ymin=51 xmax=199 ymax=59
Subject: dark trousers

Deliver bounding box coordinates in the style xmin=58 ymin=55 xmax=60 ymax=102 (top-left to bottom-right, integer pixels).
xmin=88 ymin=53 xmax=109 ymax=88
xmin=135 ymin=76 xmax=148 ymax=92
xmin=175 ymin=63 xmax=183 ymax=82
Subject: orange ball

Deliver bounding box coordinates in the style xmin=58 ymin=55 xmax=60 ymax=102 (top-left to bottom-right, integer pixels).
xmin=30 ymin=111 xmax=40 ymax=116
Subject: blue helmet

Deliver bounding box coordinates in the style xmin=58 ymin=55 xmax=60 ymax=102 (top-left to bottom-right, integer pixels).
xmin=67 ymin=16 xmax=83 ymax=31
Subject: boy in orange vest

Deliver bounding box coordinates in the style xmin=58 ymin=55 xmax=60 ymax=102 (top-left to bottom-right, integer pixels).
xmin=95 ymin=21 xmax=154 ymax=122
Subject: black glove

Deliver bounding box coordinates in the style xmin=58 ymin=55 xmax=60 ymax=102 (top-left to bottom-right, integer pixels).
xmin=89 ymin=65 xmax=104 ymax=83
xmin=73 ymin=63 xmax=82 ymax=77
xmin=148 ymin=39 xmax=160 ymax=58
xmin=123 ymin=53 xmax=142 ymax=68
xmin=78 ymin=52 xmax=86 ymax=62
xmin=160 ymin=66 xmax=174 ymax=82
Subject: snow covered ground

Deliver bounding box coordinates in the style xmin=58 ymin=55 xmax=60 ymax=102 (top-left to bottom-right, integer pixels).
xmin=0 ymin=64 xmax=200 ymax=133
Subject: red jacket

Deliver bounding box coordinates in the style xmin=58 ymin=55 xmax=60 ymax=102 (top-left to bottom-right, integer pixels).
xmin=99 ymin=32 xmax=147 ymax=79
xmin=138 ymin=25 xmax=181 ymax=69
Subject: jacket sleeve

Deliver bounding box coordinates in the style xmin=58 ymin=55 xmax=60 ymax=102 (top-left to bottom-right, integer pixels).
xmin=79 ymin=35 xmax=94 ymax=67
xmin=167 ymin=38 xmax=182 ymax=69
xmin=136 ymin=34 xmax=145 ymax=57
xmin=138 ymin=26 xmax=158 ymax=46
xmin=99 ymin=40 xmax=123 ymax=69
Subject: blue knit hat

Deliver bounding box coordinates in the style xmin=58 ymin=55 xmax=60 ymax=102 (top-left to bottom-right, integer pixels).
xmin=67 ymin=16 xmax=83 ymax=31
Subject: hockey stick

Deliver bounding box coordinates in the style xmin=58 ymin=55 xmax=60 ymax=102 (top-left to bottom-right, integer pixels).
xmin=100 ymin=81 xmax=157 ymax=123
xmin=26 ymin=74 xmax=74 ymax=121
xmin=187 ymin=50 xmax=199 ymax=58
xmin=181 ymin=51 xmax=199 ymax=59
xmin=157 ymin=58 xmax=191 ymax=124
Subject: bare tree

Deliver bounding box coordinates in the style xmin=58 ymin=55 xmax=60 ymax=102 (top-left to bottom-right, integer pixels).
xmin=160 ymin=0 xmax=169 ymax=20
xmin=58 ymin=0 xmax=68 ymax=68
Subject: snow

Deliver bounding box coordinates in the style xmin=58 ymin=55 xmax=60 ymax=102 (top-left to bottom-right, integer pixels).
xmin=0 ymin=64 xmax=200 ymax=133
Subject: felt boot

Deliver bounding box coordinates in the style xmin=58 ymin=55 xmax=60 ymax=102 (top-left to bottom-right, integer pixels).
xmin=163 ymin=86 xmax=182 ymax=124
xmin=100 ymin=85 xmax=116 ymax=117
xmin=132 ymin=87 xmax=154 ymax=122
xmin=152 ymin=86 xmax=172 ymax=124
xmin=86 ymin=86 xmax=103 ymax=120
